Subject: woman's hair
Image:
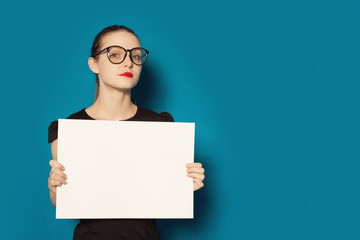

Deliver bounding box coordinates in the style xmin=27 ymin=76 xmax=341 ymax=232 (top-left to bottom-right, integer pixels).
xmin=90 ymin=25 xmax=140 ymax=101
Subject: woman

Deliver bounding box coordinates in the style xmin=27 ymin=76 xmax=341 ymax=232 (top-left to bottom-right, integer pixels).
xmin=47 ymin=25 xmax=205 ymax=240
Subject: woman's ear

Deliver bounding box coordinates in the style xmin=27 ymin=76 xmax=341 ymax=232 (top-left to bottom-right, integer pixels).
xmin=88 ymin=57 xmax=99 ymax=74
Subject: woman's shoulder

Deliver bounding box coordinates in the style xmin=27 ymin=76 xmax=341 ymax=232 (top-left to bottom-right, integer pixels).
xmin=136 ymin=106 xmax=174 ymax=122
xmin=48 ymin=109 xmax=89 ymax=127
xmin=66 ymin=108 xmax=90 ymax=119
xmin=48 ymin=108 xmax=89 ymax=143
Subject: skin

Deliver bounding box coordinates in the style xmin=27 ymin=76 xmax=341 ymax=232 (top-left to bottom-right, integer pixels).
xmin=48 ymin=31 xmax=205 ymax=207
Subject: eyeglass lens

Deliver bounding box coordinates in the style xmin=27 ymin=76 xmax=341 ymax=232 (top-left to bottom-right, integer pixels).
xmin=108 ymin=47 xmax=147 ymax=65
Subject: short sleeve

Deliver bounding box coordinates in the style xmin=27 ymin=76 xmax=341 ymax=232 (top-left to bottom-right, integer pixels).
xmin=48 ymin=120 xmax=58 ymax=143
xmin=159 ymin=112 xmax=175 ymax=122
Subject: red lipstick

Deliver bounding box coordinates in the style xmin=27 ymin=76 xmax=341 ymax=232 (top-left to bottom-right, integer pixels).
xmin=120 ymin=72 xmax=133 ymax=78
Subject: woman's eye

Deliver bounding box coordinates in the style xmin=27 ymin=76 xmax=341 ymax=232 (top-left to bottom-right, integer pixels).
xmin=110 ymin=53 xmax=119 ymax=58
xmin=133 ymin=55 xmax=141 ymax=60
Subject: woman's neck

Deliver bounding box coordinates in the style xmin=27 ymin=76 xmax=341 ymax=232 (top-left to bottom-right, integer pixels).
xmin=86 ymin=89 xmax=137 ymax=121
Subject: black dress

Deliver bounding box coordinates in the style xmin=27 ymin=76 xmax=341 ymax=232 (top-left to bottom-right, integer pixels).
xmin=48 ymin=106 xmax=174 ymax=240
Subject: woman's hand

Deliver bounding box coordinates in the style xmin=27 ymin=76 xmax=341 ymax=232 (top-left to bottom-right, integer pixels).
xmin=48 ymin=159 xmax=67 ymax=194
xmin=186 ymin=162 xmax=205 ymax=191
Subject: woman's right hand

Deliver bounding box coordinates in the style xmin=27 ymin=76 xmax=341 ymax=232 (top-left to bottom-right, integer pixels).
xmin=48 ymin=159 xmax=67 ymax=194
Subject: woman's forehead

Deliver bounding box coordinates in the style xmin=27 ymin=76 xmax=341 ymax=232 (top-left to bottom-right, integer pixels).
xmin=100 ymin=31 xmax=141 ymax=49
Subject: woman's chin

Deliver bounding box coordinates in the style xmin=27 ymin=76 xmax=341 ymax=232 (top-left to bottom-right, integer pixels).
xmin=103 ymin=81 xmax=139 ymax=92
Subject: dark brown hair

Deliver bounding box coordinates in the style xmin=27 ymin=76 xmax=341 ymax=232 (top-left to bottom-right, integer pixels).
xmin=90 ymin=25 xmax=140 ymax=101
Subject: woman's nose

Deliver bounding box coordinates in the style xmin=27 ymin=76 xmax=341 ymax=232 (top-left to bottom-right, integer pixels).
xmin=123 ymin=52 xmax=133 ymax=68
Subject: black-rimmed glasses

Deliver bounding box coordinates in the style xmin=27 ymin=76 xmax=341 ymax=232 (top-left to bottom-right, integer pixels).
xmin=92 ymin=45 xmax=149 ymax=65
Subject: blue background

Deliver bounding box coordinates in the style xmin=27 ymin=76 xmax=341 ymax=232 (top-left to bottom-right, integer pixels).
xmin=1 ymin=0 xmax=359 ymax=239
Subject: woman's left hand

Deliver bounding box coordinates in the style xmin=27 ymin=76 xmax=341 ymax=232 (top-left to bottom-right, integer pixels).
xmin=186 ymin=162 xmax=205 ymax=191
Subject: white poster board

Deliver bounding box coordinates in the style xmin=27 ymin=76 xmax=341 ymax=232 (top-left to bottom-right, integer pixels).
xmin=56 ymin=119 xmax=194 ymax=219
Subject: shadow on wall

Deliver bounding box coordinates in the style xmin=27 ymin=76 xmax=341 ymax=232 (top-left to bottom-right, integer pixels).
xmin=132 ymin=63 xmax=167 ymax=109
xmin=157 ymin=153 xmax=212 ymax=238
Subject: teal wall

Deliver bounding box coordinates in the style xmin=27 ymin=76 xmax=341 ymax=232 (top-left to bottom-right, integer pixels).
xmin=1 ymin=0 xmax=359 ymax=239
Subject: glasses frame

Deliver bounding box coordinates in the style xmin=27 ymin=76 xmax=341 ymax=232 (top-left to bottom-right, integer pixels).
xmin=92 ymin=45 xmax=149 ymax=66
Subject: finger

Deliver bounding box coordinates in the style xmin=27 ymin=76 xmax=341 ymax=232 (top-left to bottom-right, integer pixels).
xmin=193 ymin=178 xmax=204 ymax=191
xmin=51 ymin=174 xmax=67 ymax=185
xmin=185 ymin=162 xmax=202 ymax=168
xmin=49 ymin=174 xmax=67 ymax=185
xmin=50 ymin=167 xmax=67 ymax=179
xmin=48 ymin=179 xmax=56 ymax=189
xmin=187 ymin=167 xmax=205 ymax=174
xmin=49 ymin=178 xmax=63 ymax=187
xmin=48 ymin=179 xmax=57 ymax=194
xmin=49 ymin=170 xmax=67 ymax=182
xmin=187 ymin=172 xmax=205 ymax=181
xmin=49 ymin=159 xmax=65 ymax=171
xmin=50 ymin=178 xmax=64 ymax=186
xmin=186 ymin=162 xmax=202 ymax=168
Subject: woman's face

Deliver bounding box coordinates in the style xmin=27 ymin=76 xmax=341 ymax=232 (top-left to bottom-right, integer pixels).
xmin=89 ymin=31 xmax=142 ymax=92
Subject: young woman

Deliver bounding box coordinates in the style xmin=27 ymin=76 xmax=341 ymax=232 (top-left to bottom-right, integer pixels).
xmin=47 ymin=25 xmax=205 ymax=240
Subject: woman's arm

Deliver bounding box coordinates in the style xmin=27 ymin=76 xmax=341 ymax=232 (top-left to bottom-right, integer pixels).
xmin=48 ymin=139 xmax=67 ymax=207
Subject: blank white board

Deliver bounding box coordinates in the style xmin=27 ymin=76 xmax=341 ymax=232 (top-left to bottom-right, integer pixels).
xmin=56 ymin=119 xmax=194 ymax=219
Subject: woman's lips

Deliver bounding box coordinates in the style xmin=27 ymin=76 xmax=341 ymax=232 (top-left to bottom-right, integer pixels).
xmin=119 ymin=72 xmax=133 ymax=78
